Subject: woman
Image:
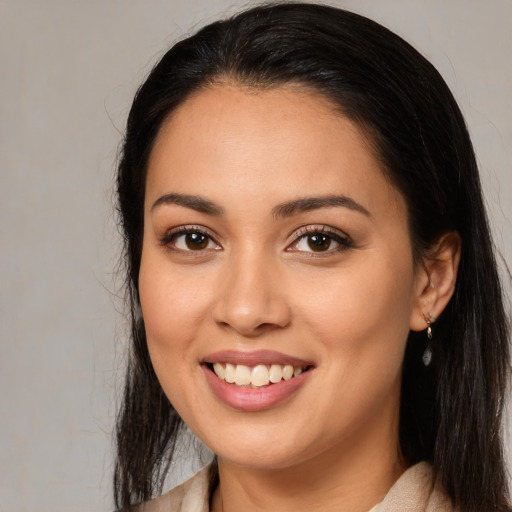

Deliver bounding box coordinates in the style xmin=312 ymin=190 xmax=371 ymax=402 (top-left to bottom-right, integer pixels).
xmin=114 ymin=3 xmax=510 ymax=511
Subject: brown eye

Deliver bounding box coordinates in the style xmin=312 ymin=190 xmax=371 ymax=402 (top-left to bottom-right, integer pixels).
xmin=306 ymin=234 xmax=334 ymax=252
xmin=167 ymin=229 xmax=220 ymax=252
xmin=287 ymin=227 xmax=352 ymax=255
xmin=184 ymin=232 xmax=209 ymax=250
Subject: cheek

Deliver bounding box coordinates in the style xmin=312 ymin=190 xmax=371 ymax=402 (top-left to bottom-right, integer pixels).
xmin=138 ymin=254 xmax=212 ymax=415
xmin=138 ymin=252 xmax=209 ymax=364
xmin=295 ymin=252 xmax=415 ymax=369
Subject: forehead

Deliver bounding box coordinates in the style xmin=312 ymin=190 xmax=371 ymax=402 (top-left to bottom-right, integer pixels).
xmin=145 ymin=84 xmax=406 ymax=221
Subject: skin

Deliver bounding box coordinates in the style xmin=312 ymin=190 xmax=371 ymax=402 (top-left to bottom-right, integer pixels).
xmin=139 ymin=84 xmax=460 ymax=512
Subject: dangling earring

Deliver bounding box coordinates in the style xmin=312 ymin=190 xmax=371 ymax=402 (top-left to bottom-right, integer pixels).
xmin=422 ymin=312 xmax=435 ymax=367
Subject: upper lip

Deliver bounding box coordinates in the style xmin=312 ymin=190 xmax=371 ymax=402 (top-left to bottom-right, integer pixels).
xmin=202 ymin=350 xmax=313 ymax=367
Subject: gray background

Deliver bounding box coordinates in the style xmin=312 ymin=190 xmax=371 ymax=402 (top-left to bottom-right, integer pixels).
xmin=1 ymin=1 xmax=510 ymax=511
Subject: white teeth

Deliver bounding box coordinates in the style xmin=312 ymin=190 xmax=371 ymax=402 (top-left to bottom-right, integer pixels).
xmin=269 ymin=364 xmax=283 ymax=383
xmin=234 ymin=365 xmax=251 ymax=386
xmin=224 ymin=363 xmax=235 ymax=383
xmin=213 ymin=362 xmax=225 ymax=380
xmin=282 ymin=365 xmax=294 ymax=380
xmin=251 ymin=365 xmax=270 ymax=387
xmin=211 ymin=362 xmax=306 ymax=387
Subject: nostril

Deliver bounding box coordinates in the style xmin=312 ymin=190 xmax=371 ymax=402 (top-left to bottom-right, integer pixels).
xmin=211 ymin=274 xmax=292 ymax=335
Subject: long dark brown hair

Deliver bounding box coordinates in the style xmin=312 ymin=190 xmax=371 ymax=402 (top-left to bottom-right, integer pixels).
xmin=114 ymin=3 xmax=511 ymax=510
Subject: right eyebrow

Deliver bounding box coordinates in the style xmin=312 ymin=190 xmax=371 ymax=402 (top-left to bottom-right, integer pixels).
xmin=151 ymin=193 xmax=224 ymax=216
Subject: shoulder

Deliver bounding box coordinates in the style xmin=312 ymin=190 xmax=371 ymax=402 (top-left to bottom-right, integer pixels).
xmin=135 ymin=464 xmax=212 ymax=512
xmin=371 ymin=462 xmax=457 ymax=512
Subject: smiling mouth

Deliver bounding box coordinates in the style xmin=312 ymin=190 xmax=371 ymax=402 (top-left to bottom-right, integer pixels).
xmin=207 ymin=362 xmax=311 ymax=388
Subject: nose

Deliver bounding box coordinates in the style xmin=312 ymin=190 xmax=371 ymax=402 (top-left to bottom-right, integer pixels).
xmin=212 ymin=251 xmax=291 ymax=337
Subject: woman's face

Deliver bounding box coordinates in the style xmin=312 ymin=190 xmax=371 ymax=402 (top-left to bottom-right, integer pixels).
xmin=139 ymin=84 xmax=425 ymax=470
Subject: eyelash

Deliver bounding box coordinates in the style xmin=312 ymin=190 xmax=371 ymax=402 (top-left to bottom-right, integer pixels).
xmin=159 ymin=224 xmax=353 ymax=255
xmin=286 ymin=225 xmax=354 ymax=255
xmin=160 ymin=225 xmax=221 ymax=253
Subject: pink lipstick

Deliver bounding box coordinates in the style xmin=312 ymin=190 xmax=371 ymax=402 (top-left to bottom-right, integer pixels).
xmin=201 ymin=350 xmax=313 ymax=412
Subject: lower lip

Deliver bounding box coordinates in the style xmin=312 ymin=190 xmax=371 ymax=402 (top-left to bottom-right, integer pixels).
xmin=202 ymin=365 xmax=311 ymax=412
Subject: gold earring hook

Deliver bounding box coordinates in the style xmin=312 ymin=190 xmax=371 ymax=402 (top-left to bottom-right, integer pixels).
xmin=424 ymin=312 xmax=436 ymax=340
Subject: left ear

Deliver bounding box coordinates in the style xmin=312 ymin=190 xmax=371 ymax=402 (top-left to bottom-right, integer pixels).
xmin=409 ymin=231 xmax=461 ymax=332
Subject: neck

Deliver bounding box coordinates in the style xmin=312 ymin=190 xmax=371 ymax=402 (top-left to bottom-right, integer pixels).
xmin=211 ymin=419 xmax=406 ymax=512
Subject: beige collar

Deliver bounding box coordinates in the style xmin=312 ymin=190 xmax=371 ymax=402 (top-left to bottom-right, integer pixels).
xmin=369 ymin=462 xmax=455 ymax=512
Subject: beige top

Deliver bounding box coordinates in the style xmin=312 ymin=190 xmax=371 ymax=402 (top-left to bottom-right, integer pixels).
xmin=138 ymin=461 xmax=455 ymax=512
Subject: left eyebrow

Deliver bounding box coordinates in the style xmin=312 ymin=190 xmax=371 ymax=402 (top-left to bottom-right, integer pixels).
xmin=272 ymin=195 xmax=371 ymax=220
